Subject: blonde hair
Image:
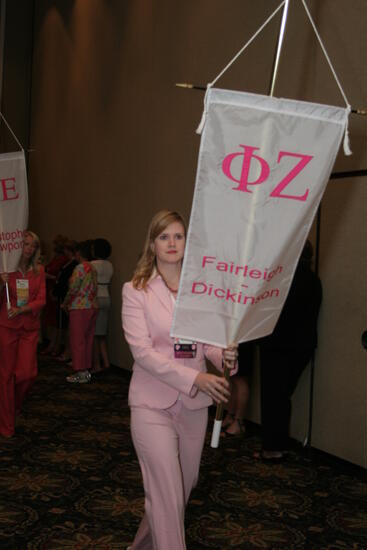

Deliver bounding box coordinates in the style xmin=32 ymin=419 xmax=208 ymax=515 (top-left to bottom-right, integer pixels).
xmin=132 ymin=210 xmax=186 ymax=290
xmin=22 ymin=230 xmax=41 ymax=273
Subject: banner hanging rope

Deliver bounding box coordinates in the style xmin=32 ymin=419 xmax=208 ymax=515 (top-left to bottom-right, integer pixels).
xmin=196 ymin=0 xmax=352 ymax=155
xmin=196 ymin=0 xmax=286 ymax=134
xmin=0 ymin=112 xmax=24 ymax=151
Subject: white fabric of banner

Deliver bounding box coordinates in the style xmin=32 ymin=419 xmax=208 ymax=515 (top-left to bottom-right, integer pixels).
xmin=171 ymin=88 xmax=349 ymax=347
xmin=0 ymin=151 xmax=28 ymax=273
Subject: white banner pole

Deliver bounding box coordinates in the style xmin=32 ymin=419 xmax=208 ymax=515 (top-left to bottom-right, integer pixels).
xmin=211 ymin=0 xmax=290 ymax=448
xmin=210 ymin=364 xmax=231 ymax=448
xmin=5 ymin=280 xmax=10 ymax=310
xmin=269 ymin=0 xmax=290 ymax=96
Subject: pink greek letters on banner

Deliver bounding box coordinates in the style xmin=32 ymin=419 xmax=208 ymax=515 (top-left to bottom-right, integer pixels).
xmin=222 ymin=145 xmax=313 ymax=202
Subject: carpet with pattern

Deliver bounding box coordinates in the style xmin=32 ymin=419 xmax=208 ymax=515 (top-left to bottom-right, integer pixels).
xmin=0 ymin=358 xmax=366 ymax=549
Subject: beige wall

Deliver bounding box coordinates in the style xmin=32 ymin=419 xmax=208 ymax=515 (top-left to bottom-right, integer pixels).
xmin=24 ymin=1 xmax=367 ymax=466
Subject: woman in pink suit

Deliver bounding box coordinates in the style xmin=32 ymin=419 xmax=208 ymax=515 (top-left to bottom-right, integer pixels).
xmin=122 ymin=210 xmax=238 ymax=550
xmin=0 ymin=231 xmax=46 ymax=438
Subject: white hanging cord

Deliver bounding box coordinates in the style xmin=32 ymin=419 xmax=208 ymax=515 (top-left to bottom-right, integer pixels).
xmin=301 ymin=0 xmax=351 ymax=155
xmin=301 ymin=0 xmax=349 ymax=108
xmin=196 ymin=0 xmax=286 ymax=134
xmin=210 ymin=1 xmax=285 ymax=89
xmin=0 ymin=112 xmax=24 ymax=151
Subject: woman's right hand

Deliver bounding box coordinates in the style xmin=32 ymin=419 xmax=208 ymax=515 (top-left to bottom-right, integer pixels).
xmin=194 ymin=372 xmax=230 ymax=404
xmin=0 ymin=272 xmax=9 ymax=284
xmin=7 ymin=306 xmax=23 ymax=319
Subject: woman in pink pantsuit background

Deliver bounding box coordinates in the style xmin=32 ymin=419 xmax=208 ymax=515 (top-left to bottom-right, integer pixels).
xmin=122 ymin=210 xmax=238 ymax=550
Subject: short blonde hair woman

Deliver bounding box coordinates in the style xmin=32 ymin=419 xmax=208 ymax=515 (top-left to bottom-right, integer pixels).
xmin=122 ymin=210 xmax=238 ymax=550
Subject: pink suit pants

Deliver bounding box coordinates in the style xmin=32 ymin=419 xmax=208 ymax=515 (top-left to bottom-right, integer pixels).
xmin=69 ymin=308 xmax=97 ymax=372
xmin=0 ymin=325 xmax=38 ymax=437
xmin=130 ymin=399 xmax=208 ymax=550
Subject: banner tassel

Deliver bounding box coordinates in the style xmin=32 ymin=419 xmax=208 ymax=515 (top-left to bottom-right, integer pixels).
xmin=196 ymin=85 xmax=212 ymax=135
xmin=343 ymin=105 xmax=352 ymax=156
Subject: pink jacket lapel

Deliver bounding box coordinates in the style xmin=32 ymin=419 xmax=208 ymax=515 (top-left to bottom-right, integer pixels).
xmin=148 ymin=275 xmax=174 ymax=314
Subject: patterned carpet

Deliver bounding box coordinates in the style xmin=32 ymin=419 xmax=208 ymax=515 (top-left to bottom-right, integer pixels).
xmin=0 ymin=357 xmax=366 ymax=549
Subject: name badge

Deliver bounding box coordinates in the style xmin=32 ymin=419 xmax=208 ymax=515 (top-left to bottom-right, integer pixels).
xmin=16 ymin=279 xmax=29 ymax=307
xmin=174 ymin=338 xmax=197 ymax=359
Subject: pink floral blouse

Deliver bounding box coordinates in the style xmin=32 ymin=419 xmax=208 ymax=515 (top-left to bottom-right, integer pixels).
xmin=63 ymin=261 xmax=98 ymax=310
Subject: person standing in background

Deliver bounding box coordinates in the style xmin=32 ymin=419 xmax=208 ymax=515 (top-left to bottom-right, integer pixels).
xmin=41 ymin=234 xmax=68 ymax=356
xmin=222 ymin=341 xmax=254 ymax=436
xmin=91 ymin=238 xmax=113 ymax=373
xmin=257 ymin=240 xmax=322 ymax=461
xmin=62 ymin=241 xmax=98 ymax=384
xmin=52 ymin=239 xmax=78 ymax=363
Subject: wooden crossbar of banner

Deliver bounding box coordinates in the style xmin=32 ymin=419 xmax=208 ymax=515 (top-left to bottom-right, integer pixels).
xmin=175 ymin=83 xmax=367 ymax=116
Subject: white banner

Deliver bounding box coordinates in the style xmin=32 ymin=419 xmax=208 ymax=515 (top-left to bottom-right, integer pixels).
xmin=171 ymin=88 xmax=349 ymax=347
xmin=0 ymin=151 xmax=28 ymax=273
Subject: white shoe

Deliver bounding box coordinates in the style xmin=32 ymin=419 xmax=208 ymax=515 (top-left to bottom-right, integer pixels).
xmin=66 ymin=371 xmax=91 ymax=384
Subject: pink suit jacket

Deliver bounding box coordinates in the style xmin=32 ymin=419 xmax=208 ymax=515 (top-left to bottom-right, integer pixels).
xmin=0 ymin=266 xmax=46 ymax=331
xmin=122 ymin=276 xmax=233 ymax=410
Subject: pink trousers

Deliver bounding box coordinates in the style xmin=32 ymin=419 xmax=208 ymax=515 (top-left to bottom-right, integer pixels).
xmin=0 ymin=325 xmax=38 ymax=437
xmin=69 ymin=309 xmax=97 ymax=372
xmin=130 ymin=400 xmax=208 ymax=550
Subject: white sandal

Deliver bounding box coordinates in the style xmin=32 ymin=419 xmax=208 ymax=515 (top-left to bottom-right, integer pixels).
xmin=66 ymin=371 xmax=91 ymax=384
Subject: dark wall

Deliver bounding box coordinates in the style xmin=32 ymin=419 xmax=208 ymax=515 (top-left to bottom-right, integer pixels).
xmin=0 ymin=0 xmax=34 ymax=156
